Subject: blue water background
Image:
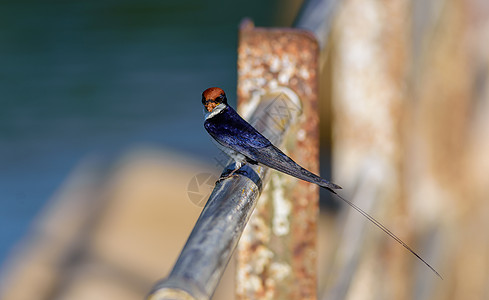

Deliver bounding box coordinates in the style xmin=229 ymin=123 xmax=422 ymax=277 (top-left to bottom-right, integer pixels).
xmin=0 ymin=0 xmax=278 ymax=266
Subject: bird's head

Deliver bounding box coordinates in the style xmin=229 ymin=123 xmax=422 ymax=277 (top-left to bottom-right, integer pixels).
xmin=202 ymin=87 xmax=227 ymax=112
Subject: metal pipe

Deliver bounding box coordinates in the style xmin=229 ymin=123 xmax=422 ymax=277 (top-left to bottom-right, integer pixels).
xmin=294 ymin=0 xmax=342 ymax=48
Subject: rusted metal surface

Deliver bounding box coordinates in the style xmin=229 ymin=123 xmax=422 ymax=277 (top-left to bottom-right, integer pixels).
xmin=236 ymin=20 xmax=320 ymax=300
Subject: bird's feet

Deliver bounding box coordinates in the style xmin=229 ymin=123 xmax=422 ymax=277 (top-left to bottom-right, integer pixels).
xmin=215 ymin=172 xmax=237 ymax=185
xmin=215 ymin=166 xmax=247 ymax=185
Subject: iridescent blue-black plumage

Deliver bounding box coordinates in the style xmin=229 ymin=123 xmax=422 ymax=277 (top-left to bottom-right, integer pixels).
xmin=203 ymin=99 xmax=341 ymax=191
xmin=204 ymin=105 xmax=271 ymax=151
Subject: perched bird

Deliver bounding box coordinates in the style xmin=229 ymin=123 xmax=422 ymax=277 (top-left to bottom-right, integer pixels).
xmin=202 ymin=87 xmax=341 ymax=191
xmin=202 ymin=87 xmax=441 ymax=279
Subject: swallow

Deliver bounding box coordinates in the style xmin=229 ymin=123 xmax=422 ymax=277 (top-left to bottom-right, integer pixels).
xmin=202 ymin=87 xmax=341 ymax=191
xmin=202 ymin=87 xmax=442 ymax=279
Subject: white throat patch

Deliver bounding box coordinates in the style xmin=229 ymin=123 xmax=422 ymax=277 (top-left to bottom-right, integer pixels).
xmin=204 ymin=103 xmax=226 ymax=120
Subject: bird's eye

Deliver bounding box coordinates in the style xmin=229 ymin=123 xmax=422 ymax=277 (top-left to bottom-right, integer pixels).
xmin=202 ymin=95 xmax=206 ymax=105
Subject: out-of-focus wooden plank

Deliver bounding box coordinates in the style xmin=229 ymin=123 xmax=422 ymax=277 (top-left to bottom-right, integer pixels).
xmin=0 ymin=151 xmax=223 ymax=300
xmin=327 ymin=0 xmax=411 ymax=299
xmin=325 ymin=0 xmax=489 ymax=299
xmin=409 ymin=0 xmax=489 ymax=299
xmin=0 ymin=160 xmax=108 ymax=300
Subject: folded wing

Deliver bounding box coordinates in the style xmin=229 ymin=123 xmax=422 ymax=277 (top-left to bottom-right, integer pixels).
xmin=204 ymin=106 xmax=341 ymax=191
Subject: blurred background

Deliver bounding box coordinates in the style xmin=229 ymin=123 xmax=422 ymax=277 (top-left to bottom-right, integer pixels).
xmin=1 ymin=0 xmax=489 ymax=299
xmin=0 ymin=0 xmax=277 ymax=264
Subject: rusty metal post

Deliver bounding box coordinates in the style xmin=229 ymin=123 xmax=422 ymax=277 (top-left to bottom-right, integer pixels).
xmin=236 ymin=20 xmax=320 ymax=300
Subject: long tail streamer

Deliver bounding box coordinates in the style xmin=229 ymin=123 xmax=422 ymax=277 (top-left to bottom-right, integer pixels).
xmin=331 ymin=190 xmax=443 ymax=279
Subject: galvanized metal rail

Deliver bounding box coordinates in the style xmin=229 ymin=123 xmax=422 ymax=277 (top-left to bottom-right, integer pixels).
xmin=147 ymin=165 xmax=264 ymax=300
